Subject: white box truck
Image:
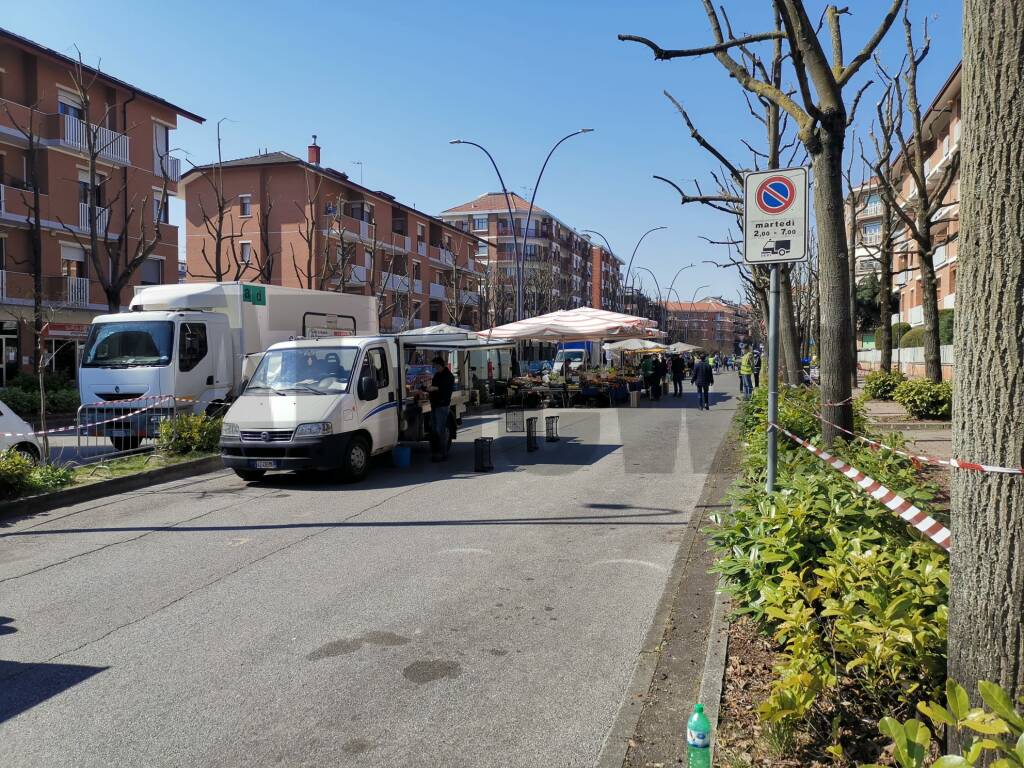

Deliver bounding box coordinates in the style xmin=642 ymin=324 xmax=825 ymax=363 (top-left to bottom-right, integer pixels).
xmin=78 ymin=282 xmax=378 ymax=450
xmin=218 ymin=332 xmax=511 ymax=482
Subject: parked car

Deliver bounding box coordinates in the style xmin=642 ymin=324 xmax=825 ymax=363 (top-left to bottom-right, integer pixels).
xmin=0 ymin=399 xmax=42 ymax=463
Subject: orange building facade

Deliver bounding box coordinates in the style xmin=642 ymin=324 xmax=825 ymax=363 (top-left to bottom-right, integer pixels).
xmin=181 ymin=142 xmax=485 ymax=331
xmin=0 ymin=27 xmax=202 ymax=383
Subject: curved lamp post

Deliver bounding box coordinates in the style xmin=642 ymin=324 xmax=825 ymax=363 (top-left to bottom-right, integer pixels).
xmin=580 ymin=228 xmax=618 ymax=310
xmin=451 ymin=129 xmax=592 ymax=322
xmin=634 ymin=266 xmax=664 ymax=331
xmin=684 ymin=283 xmax=710 ymax=342
xmin=622 ymin=226 xmax=667 ymax=311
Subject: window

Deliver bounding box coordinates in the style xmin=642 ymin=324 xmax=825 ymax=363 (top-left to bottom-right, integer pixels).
xmin=942 ymin=135 xmax=950 ymax=157
xmin=60 ymin=243 xmax=86 ymax=278
xmin=78 ymin=169 xmax=106 ymax=206
xmin=239 ymin=194 xmax=252 ymax=217
xmin=413 ymin=262 xmax=421 ymax=281
xmin=477 ymin=240 xmax=488 ymax=256
xmin=178 ymin=322 xmax=208 ymax=372
xmin=140 ymin=257 xmax=162 ymax=285
xmin=153 ymin=123 xmax=170 ymax=171
xmin=0 ymin=236 xmax=6 ymax=271
xmin=153 ymin=191 xmax=169 ymax=224
xmin=240 ymin=241 xmax=252 ymax=265
xmin=472 ymin=217 xmax=488 ymax=232
xmin=416 ymin=223 xmax=425 ymax=243
xmin=362 ymin=348 xmax=389 ymax=389
xmin=58 ymin=94 xmax=83 ymax=121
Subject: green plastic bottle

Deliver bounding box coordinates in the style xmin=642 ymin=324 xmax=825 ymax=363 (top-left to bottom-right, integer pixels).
xmin=686 ymin=703 xmax=711 ymax=768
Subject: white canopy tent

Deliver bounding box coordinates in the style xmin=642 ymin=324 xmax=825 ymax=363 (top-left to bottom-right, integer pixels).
xmin=483 ymin=307 xmax=660 ymax=342
xmin=667 ymin=341 xmax=700 ymax=353
xmin=602 ymin=339 xmax=668 ymax=353
xmin=399 ymin=323 xmax=483 ymax=339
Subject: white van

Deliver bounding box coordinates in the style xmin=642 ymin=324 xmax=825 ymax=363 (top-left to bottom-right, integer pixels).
xmin=219 ymin=333 xmax=510 ymax=482
xmin=0 ymin=400 xmax=42 ymax=462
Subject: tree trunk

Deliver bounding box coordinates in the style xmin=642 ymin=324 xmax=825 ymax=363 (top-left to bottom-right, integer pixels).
xmin=847 ymin=207 xmax=860 ymax=389
xmin=780 ymin=267 xmax=802 ymax=386
xmin=949 ymin=0 xmax=1024 ymax=719
xmin=918 ymin=243 xmax=943 ymax=382
xmin=811 ymin=128 xmax=854 ymax=441
xmin=878 ymin=251 xmax=893 ymax=372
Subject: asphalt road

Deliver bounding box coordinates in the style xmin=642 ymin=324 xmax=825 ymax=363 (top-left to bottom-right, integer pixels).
xmin=1 ymin=388 xmax=737 ymax=767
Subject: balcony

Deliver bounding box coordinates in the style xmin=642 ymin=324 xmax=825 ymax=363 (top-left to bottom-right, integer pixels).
xmin=154 ymin=152 xmax=181 ymax=183
xmin=60 ymin=114 xmax=130 ymax=165
xmin=0 ymin=270 xmax=103 ymax=308
xmin=433 ymin=247 xmax=455 ymax=268
xmin=429 ymin=283 xmax=448 ymax=300
xmin=389 ymin=232 xmax=411 ymax=252
xmin=459 ymin=290 xmax=480 ymax=306
xmin=862 ymin=202 xmax=882 ymax=217
xmin=79 ymin=201 xmax=111 ymax=233
xmin=323 ymin=213 xmax=371 ymax=241
xmin=861 ymin=231 xmax=882 ymax=245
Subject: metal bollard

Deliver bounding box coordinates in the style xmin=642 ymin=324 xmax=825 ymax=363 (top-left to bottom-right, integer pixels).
xmin=545 ymin=415 xmax=559 ymax=442
xmin=526 ymin=417 xmax=539 ymax=452
xmin=474 ymin=437 xmax=494 ymax=472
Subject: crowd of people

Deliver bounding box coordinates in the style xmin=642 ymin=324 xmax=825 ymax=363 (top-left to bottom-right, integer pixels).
xmin=636 ymin=347 xmax=763 ymax=410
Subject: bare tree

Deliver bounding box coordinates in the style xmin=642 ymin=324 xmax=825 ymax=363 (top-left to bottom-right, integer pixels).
xmin=621 ymin=0 xmax=904 ymax=442
xmin=57 ymin=55 xmax=170 ymax=312
xmin=187 ymin=119 xmax=240 ymax=281
xmin=872 ymin=8 xmax=960 ymax=382
xmin=948 ymin=0 xmax=1024 ymax=733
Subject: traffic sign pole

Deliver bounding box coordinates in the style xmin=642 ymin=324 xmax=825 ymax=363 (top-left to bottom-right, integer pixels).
xmin=766 ymin=263 xmax=780 ymax=493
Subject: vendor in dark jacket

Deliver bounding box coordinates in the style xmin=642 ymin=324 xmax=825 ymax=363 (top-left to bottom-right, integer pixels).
xmin=691 ymin=353 xmax=714 ymax=411
xmin=428 ymin=356 xmax=455 ymax=461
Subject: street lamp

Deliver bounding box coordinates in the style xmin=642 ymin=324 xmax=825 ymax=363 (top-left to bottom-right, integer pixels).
xmin=580 ymin=228 xmax=618 ymax=310
xmin=623 ymin=226 xmax=667 ymax=309
xmin=634 ymin=266 xmax=663 ymax=332
xmin=451 ymin=128 xmax=593 ymax=322
xmin=685 ymin=283 xmax=710 ymax=342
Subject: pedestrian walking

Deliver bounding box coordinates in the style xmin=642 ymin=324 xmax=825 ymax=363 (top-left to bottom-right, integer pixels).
xmin=752 ymin=350 xmax=761 ymax=389
xmin=739 ymin=348 xmax=754 ymax=400
xmin=670 ymin=354 xmax=685 ymax=397
xmin=691 ymin=353 xmax=714 ymax=410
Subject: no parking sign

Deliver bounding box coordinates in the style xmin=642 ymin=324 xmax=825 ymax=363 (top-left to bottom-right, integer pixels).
xmin=743 ymin=167 xmax=808 ymax=264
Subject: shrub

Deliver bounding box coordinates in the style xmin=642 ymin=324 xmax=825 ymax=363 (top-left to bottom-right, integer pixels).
xmin=46 ymin=388 xmax=81 ymax=413
xmin=893 ymin=379 xmax=952 ymax=420
xmin=889 ymin=322 xmax=911 ymax=344
xmin=0 ymin=449 xmax=35 ymax=499
xmin=158 ymin=414 xmax=222 ymax=455
xmin=6 ymin=371 xmax=71 ymax=393
xmin=711 ymin=387 xmax=947 ymax=736
xmin=864 ymin=679 xmax=1024 ymax=768
xmin=863 ymin=370 xmax=907 ymax=400
xmin=0 ymin=387 xmax=40 ymax=419
xmin=899 ymin=327 xmax=925 ymax=348
xmin=29 ymin=462 xmax=74 ymax=493
xmin=938 ymin=308 xmax=954 ymax=345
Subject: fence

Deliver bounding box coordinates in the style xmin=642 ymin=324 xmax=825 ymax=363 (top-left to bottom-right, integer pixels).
xmin=857 ymin=344 xmax=954 ymax=381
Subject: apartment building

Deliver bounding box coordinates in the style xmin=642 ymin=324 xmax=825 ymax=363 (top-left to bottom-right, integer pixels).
xmin=591 ymin=244 xmax=623 ymax=311
xmin=0 ymin=27 xmax=203 ymax=384
xmin=846 ymin=177 xmax=885 ymax=285
xmin=181 ymin=141 xmax=485 ymax=331
xmin=440 ymin=192 xmax=610 ymax=322
xmin=892 ymin=63 xmax=961 ymax=328
xmin=661 ymin=299 xmax=751 ymax=352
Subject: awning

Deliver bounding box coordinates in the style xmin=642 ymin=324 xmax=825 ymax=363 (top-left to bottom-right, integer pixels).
xmin=483 ymin=307 xmax=659 ymax=342
xmin=603 ymin=339 xmax=667 ymax=353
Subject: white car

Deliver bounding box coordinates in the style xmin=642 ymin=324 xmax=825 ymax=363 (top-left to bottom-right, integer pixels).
xmin=0 ymin=399 xmax=43 ymax=463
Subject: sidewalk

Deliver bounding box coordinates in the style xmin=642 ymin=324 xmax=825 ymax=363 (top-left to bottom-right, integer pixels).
xmin=856 ymin=389 xmax=952 ymax=459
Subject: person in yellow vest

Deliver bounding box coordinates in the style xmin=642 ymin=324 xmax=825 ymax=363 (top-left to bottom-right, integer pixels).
xmin=739 ymin=348 xmax=754 ymax=400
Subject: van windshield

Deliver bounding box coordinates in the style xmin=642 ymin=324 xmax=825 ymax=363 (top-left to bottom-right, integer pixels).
xmin=554 ymin=350 xmax=584 ymax=363
xmin=81 ymin=321 xmax=174 ymax=368
xmin=246 ymin=347 xmax=359 ymax=395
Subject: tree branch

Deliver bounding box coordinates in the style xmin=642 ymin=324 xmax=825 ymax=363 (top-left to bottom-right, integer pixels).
xmin=616 ymin=31 xmax=784 ymax=60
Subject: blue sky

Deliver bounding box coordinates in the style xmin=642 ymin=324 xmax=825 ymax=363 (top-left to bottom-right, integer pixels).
xmin=5 ymin=0 xmax=962 ymax=302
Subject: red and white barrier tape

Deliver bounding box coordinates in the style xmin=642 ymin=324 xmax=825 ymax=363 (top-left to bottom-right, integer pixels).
xmin=0 ymin=396 xmax=199 ymax=439
xmin=770 ymin=421 xmax=951 ymax=551
xmin=783 ymin=398 xmax=1024 ymax=476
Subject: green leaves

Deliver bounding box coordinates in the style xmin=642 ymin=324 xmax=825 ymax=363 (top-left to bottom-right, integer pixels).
xmin=878 ymin=717 xmax=931 ymax=768
xmin=980 ymin=681 xmax=1024 ymax=731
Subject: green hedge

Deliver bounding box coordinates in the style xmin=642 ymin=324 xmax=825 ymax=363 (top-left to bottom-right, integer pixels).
xmin=938 ymin=308 xmax=954 ymax=345
xmin=711 ymin=387 xmax=947 ymax=742
xmin=896 ymin=313 xmax=954 ymax=349
xmin=899 ymin=327 xmax=924 ymax=348
xmin=863 ymin=370 xmax=906 ymax=400
xmin=893 ymin=379 xmax=952 ymax=420
xmin=158 ymin=414 xmax=222 ymax=455
xmin=0 ymin=450 xmax=74 ymax=500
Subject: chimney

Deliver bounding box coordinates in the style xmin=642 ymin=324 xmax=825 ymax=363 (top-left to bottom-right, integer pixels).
xmin=308 ymin=135 xmax=320 ymax=166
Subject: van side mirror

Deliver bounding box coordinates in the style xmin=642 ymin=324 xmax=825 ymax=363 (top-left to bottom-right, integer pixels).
xmin=358 ymin=376 xmax=379 ymax=401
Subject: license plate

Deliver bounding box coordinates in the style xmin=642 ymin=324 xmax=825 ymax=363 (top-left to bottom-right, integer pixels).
xmin=108 ymin=428 xmax=129 ymax=437
xmin=253 ymin=460 xmax=278 ymax=470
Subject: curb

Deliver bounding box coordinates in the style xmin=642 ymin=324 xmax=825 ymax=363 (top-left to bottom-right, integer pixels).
xmin=0 ymin=455 xmax=224 ymax=519
xmin=698 ymin=584 xmax=731 ymax=766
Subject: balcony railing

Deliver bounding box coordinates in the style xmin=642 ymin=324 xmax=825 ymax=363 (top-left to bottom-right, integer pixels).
xmin=429 ymin=283 xmax=448 ymax=300
xmin=154 ymin=152 xmax=181 ymax=182
xmin=79 ymin=201 xmax=111 ymax=233
xmin=861 ymin=231 xmax=882 ymax=245
xmin=323 ymin=214 xmax=370 ymax=240
xmin=61 ymin=114 xmax=130 ymax=165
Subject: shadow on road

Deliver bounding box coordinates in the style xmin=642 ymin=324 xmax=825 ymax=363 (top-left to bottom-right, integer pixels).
xmin=0 ymin=660 xmax=108 ymax=724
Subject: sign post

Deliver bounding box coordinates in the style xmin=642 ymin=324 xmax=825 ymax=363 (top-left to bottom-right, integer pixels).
xmin=743 ymin=167 xmax=808 ymax=492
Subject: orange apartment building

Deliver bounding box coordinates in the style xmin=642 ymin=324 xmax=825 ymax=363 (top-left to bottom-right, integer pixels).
xmin=440 ymin=193 xmax=617 ymax=322
xmin=181 ymin=141 xmax=485 ymax=331
xmin=847 ymin=63 xmax=961 ymax=331
xmin=661 ymin=299 xmax=752 ymax=352
xmin=591 ymin=244 xmax=623 ymax=311
xmin=0 ymin=27 xmax=203 ymax=384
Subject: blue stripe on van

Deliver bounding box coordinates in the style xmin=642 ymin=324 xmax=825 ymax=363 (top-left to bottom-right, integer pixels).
xmin=360 ymin=401 xmax=398 ymax=422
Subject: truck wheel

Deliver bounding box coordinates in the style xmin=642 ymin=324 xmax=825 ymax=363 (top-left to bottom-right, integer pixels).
xmin=342 ymin=435 xmax=370 ymax=482
xmin=233 ymin=468 xmax=266 ymax=482
xmin=111 ymin=436 xmax=142 ymax=452
xmin=14 ymin=443 xmax=40 ymax=464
